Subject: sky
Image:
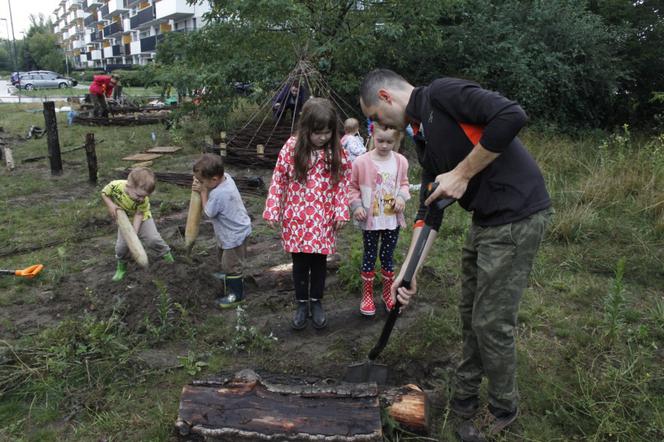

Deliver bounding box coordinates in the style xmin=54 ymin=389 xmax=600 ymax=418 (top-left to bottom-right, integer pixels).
xmin=0 ymin=0 xmax=58 ymax=40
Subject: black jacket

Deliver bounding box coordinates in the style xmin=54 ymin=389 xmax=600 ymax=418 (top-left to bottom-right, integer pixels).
xmin=406 ymin=78 xmax=551 ymax=228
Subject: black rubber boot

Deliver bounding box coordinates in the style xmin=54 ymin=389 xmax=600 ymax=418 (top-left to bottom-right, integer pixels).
xmin=310 ymin=299 xmax=327 ymax=329
xmin=291 ymin=301 xmax=309 ymax=330
xmin=217 ymin=275 xmax=244 ymax=309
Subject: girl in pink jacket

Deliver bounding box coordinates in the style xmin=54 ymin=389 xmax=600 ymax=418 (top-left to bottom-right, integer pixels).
xmin=349 ymin=124 xmax=410 ymax=316
xmin=263 ymin=98 xmax=351 ymax=330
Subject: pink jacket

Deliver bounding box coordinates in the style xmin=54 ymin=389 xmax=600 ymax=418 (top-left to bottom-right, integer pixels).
xmin=263 ymin=136 xmax=351 ymax=254
xmin=89 ymin=75 xmax=114 ymax=97
xmin=349 ymin=151 xmax=410 ymax=229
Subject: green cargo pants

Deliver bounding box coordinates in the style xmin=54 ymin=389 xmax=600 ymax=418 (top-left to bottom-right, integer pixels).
xmin=454 ymin=208 xmax=551 ymax=414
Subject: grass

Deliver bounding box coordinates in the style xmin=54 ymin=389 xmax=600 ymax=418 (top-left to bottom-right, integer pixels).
xmin=1 ymin=103 xmax=663 ymax=441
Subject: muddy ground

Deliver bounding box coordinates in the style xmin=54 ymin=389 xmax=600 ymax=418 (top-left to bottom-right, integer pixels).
xmin=1 ymin=163 xmax=455 ymax=404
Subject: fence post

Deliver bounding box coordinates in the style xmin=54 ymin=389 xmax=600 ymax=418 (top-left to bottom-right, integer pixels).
xmin=43 ymin=101 xmax=63 ymax=175
xmin=85 ymin=133 xmax=98 ymax=184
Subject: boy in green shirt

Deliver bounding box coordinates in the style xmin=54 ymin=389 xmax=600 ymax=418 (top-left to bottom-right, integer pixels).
xmin=101 ymin=167 xmax=174 ymax=281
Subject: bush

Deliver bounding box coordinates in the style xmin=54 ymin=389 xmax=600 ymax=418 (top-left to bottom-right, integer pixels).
xmin=112 ymin=68 xmax=156 ymax=88
xmin=72 ymin=69 xmax=106 ymax=82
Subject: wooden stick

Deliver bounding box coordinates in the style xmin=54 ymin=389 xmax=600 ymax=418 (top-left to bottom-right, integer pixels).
xmin=84 ymin=133 xmax=97 ymax=184
xmin=184 ymin=191 xmax=202 ymax=252
xmin=115 ymin=210 xmax=149 ymax=268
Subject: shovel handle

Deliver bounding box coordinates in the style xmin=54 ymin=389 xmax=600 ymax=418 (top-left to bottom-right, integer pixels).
xmin=367 ymin=196 xmax=455 ymax=361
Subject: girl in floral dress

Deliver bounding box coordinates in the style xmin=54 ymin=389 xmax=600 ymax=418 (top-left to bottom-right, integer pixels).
xmin=263 ymin=98 xmax=351 ymax=330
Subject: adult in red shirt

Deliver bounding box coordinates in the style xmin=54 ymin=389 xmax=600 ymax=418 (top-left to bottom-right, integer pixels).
xmin=89 ymin=74 xmax=119 ymax=118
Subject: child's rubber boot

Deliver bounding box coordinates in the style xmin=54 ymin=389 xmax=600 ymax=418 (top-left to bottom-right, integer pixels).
xmin=112 ymin=260 xmax=127 ymax=282
xmin=162 ymin=251 xmax=175 ymax=263
xmin=381 ymin=269 xmax=396 ymax=311
xmin=360 ymin=271 xmax=376 ymax=316
xmin=217 ymin=275 xmax=244 ymax=309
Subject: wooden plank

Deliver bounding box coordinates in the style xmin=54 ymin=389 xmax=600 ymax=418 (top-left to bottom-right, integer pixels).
xmin=130 ymin=161 xmax=154 ymax=168
xmin=145 ymin=146 xmax=182 ymax=154
xmin=176 ymin=370 xmax=383 ymax=441
xmin=122 ymin=153 xmax=163 ymax=161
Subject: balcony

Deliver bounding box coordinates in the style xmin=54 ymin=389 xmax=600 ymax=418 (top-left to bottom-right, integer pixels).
xmin=73 ymin=39 xmax=84 ymax=49
xmin=91 ymin=49 xmax=102 ymax=60
xmin=103 ymin=21 xmax=122 ymax=37
xmin=130 ymin=5 xmax=155 ymax=29
xmin=108 ymin=0 xmax=128 ymax=15
xmin=129 ymin=34 xmax=163 ymax=54
xmin=76 ymin=9 xmax=86 ymax=19
xmin=84 ymin=13 xmax=96 ymax=26
xmin=155 ymin=0 xmax=195 ymax=21
xmin=80 ymin=54 xmax=87 ymax=63
xmin=66 ymin=0 xmax=82 ymax=11
xmin=90 ymin=30 xmax=102 ymax=42
xmin=87 ymin=0 xmax=102 ymax=7
xmin=84 ymin=32 xmax=92 ymax=44
xmin=103 ymin=44 xmax=123 ymax=58
xmin=123 ymin=18 xmax=131 ymax=32
xmin=63 ymin=30 xmax=70 ymax=39
xmin=100 ymin=4 xmax=109 ymax=18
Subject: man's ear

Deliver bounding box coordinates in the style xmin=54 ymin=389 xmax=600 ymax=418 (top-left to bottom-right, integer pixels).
xmin=378 ymin=89 xmax=392 ymax=104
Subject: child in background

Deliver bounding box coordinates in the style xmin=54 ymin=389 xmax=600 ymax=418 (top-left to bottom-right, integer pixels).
xmin=263 ymin=98 xmax=351 ymax=330
xmin=349 ymin=124 xmax=410 ymax=315
xmin=192 ymin=154 xmax=252 ymax=308
xmin=101 ymin=167 xmax=174 ymax=281
xmin=340 ymin=118 xmax=366 ymax=162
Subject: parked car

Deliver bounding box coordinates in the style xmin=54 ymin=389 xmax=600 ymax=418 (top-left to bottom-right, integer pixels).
xmin=17 ymin=72 xmax=75 ymax=90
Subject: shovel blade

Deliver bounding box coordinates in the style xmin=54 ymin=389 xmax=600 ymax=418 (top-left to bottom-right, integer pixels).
xmin=344 ymin=361 xmax=388 ymax=385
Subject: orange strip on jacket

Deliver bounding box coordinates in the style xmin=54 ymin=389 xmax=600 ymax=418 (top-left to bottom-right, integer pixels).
xmin=459 ymin=123 xmax=484 ymax=145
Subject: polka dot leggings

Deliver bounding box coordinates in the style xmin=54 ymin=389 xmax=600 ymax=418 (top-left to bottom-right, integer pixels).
xmin=362 ymin=228 xmax=400 ymax=273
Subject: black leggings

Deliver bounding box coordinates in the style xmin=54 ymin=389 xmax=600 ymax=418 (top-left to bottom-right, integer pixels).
xmin=292 ymin=253 xmax=327 ymax=301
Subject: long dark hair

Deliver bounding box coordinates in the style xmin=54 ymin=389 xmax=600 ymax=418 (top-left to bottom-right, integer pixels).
xmin=293 ymin=98 xmax=342 ymax=184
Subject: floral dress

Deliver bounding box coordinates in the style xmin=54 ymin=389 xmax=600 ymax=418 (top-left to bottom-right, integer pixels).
xmin=263 ymin=136 xmax=351 ymax=254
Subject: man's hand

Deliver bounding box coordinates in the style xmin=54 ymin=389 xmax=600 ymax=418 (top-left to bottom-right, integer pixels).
xmin=390 ymin=274 xmax=417 ymax=307
xmin=266 ymin=220 xmax=277 ymax=229
xmin=394 ymin=196 xmax=406 ymax=213
xmin=425 ymin=170 xmax=468 ymax=206
xmin=353 ymin=207 xmax=367 ymax=222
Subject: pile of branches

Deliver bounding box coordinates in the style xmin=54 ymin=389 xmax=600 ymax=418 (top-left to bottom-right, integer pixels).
xmin=73 ymin=111 xmax=171 ymax=126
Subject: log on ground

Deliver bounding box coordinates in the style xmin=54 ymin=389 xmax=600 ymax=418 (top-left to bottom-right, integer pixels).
xmin=176 ymin=369 xmax=382 ymax=441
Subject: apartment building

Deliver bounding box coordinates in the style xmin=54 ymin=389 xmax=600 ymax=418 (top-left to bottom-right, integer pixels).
xmin=52 ymin=0 xmax=211 ymax=69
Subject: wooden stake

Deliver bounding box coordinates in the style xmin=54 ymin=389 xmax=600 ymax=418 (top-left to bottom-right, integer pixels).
xmin=3 ymin=147 xmax=14 ymax=171
xmin=43 ymin=101 xmax=63 ymax=176
xmin=219 ymin=142 xmax=227 ymax=158
xmin=184 ymin=191 xmax=202 ymax=252
xmin=115 ymin=210 xmax=149 ymax=268
xmin=256 ymin=143 xmax=265 ymax=158
xmin=84 ymin=133 xmax=98 ymax=184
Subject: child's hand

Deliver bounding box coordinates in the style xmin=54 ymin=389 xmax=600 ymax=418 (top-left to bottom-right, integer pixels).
xmin=334 ymin=220 xmax=347 ymax=231
xmin=353 ymin=207 xmax=367 ymax=222
xmin=394 ymin=196 xmax=406 ymax=214
xmin=267 ymin=220 xmax=277 ymax=230
xmin=191 ymin=178 xmax=202 ymax=193
xmin=107 ymin=204 xmax=120 ymax=220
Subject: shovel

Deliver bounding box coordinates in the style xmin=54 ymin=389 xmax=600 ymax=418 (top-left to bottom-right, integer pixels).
xmin=345 ymin=184 xmax=455 ymax=384
xmin=0 ymin=264 xmax=44 ymax=279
